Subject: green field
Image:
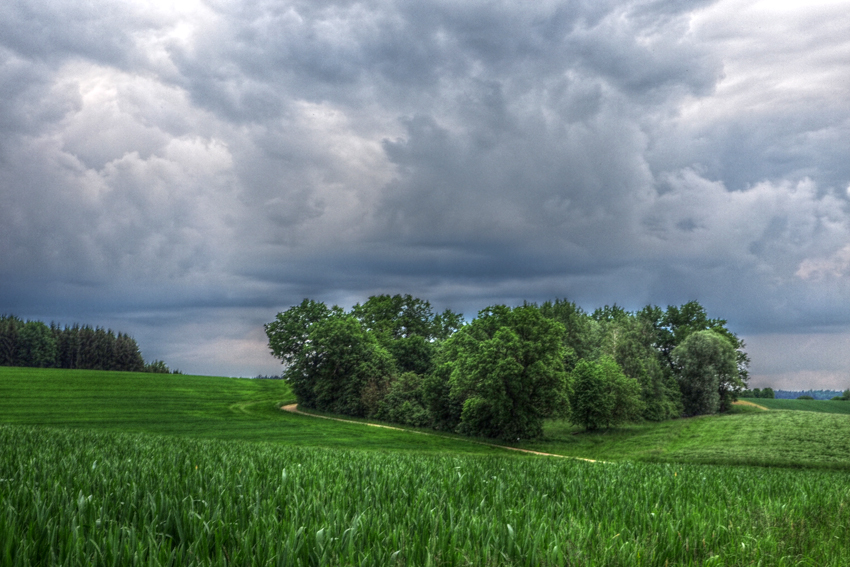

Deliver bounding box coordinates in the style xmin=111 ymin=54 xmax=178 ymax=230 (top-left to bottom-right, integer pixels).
xmin=3 ymin=425 xmax=849 ymax=566
xmin=0 ymin=367 xmax=505 ymax=456
xmin=739 ymin=397 xmax=850 ymax=414
xmin=3 ymin=367 xmax=850 ymax=565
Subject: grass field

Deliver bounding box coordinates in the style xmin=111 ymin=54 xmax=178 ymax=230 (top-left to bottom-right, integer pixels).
xmin=3 ymin=424 xmax=849 ymax=566
xmin=3 ymin=367 xmax=850 ymax=565
xmin=739 ymin=397 xmax=850 ymax=414
xmin=0 ymin=367 xmax=505 ymax=456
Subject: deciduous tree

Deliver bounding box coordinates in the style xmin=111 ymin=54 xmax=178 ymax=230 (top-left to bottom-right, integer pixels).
xmin=671 ymin=330 xmax=740 ymax=416
xmin=447 ymin=305 xmax=569 ymax=440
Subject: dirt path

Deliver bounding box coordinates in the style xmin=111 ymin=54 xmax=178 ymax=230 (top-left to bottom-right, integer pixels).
xmin=281 ymin=403 xmax=602 ymax=462
xmin=732 ymin=400 xmax=769 ymax=411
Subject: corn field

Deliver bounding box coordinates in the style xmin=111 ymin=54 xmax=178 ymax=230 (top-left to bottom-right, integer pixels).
xmin=1 ymin=424 xmax=848 ymax=566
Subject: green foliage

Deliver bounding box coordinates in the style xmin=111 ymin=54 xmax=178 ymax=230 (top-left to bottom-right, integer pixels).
xmin=0 ymin=315 xmax=20 ymax=365
xmin=351 ymin=294 xmax=461 ymax=374
xmin=601 ymin=314 xmax=681 ymax=421
xmin=265 ymin=299 xmax=333 ymax=367
xmin=386 ymin=334 xmax=435 ymax=375
xmin=303 ymin=313 xmax=396 ymax=417
xmin=536 ymin=299 xmax=600 ymax=363
xmin=268 ymin=296 xmax=752 ymax=437
xmin=447 ymin=305 xmax=569 ymax=440
xmin=352 ymin=294 xmax=435 ymax=340
xmin=143 ymin=360 xmax=180 ymax=374
xmin=744 ymin=386 xmax=777 ymax=399
xmin=642 ymin=301 xmax=750 ymax=386
xmin=797 ymin=395 xmax=815 ymax=400
xmin=16 ymin=320 xmax=57 ymax=367
xmin=672 ymin=330 xmax=740 ymax=416
xmin=0 ymin=315 xmax=150 ymax=372
xmin=569 ymin=357 xmax=644 ymax=430
xmin=569 ymin=359 xmax=613 ymax=431
xmin=374 ymin=372 xmax=431 ymax=427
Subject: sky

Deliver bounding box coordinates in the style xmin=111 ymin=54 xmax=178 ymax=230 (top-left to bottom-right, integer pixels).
xmin=1 ymin=0 xmax=849 ymax=389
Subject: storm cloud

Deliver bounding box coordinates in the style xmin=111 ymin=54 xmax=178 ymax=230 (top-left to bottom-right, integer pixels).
xmin=2 ymin=0 xmax=849 ymax=386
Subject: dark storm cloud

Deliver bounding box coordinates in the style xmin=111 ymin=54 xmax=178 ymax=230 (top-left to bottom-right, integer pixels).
xmin=2 ymin=0 xmax=850 ymax=382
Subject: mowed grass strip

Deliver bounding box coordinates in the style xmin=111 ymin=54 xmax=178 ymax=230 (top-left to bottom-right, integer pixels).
xmin=2 ymin=424 xmax=849 ymax=567
xmin=740 ymin=397 xmax=850 ymax=414
xmin=0 ymin=367 xmax=507 ymax=455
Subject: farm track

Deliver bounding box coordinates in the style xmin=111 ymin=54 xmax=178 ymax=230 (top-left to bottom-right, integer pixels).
xmin=733 ymin=400 xmax=769 ymax=410
xmin=281 ymin=403 xmax=603 ymax=462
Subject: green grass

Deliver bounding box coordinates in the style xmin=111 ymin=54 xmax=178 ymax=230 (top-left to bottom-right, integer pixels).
xmin=0 ymin=367 xmax=506 ymax=456
xmin=4 ymin=367 xmax=850 ymax=564
xmin=740 ymin=397 xmax=850 ymax=414
xmin=3 ymin=424 xmax=849 ymax=566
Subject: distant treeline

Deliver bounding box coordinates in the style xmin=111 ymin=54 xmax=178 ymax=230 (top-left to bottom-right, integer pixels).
xmin=0 ymin=315 xmax=178 ymax=373
xmin=267 ymin=295 xmax=750 ymax=440
xmin=741 ymin=387 xmax=775 ymax=398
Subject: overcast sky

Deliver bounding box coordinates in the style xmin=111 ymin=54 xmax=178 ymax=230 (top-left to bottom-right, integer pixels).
xmin=2 ymin=0 xmax=849 ymax=388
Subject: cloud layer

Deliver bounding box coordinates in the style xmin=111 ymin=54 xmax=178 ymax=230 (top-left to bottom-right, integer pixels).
xmin=1 ymin=0 xmax=849 ymax=384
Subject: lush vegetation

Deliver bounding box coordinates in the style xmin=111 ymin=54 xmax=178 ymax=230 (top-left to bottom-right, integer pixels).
xmin=0 ymin=314 xmax=178 ymax=373
xmin=267 ymin=296 xmax=750 ymax=440
xmin=2 ymin=424 xmax=849 ymax=567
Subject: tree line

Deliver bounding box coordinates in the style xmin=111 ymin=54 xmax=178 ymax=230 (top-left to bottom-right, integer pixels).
xmin=266 ymin=295 xmax=749 ymax=440
xmin=0 ymin=315 xmax=178 ymax=373
xmin=741 ymin=387 xmax=775 ymax=399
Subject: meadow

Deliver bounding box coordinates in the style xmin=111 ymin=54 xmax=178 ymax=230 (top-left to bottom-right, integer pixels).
xmin=3 ymin=367 xmax=850 ymax=565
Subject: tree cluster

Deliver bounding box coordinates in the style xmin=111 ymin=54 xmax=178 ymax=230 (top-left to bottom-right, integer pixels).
xmin=0 ymin=315 xmax=177 ymax=373
xmin=266 ymin=296 xmax=749 ymax=440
